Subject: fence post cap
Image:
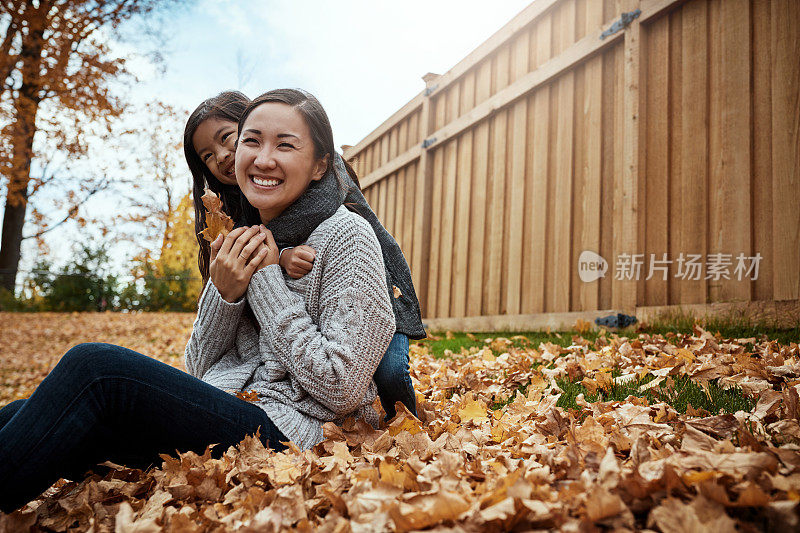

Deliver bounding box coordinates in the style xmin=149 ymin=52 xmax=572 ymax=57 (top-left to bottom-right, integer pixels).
xmin=422 ymin=72 xmax=441 ymax=86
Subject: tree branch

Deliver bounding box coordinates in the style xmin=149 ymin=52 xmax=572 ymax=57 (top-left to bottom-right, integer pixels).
xmin=21 ymin=179 xmax=109 ymax=240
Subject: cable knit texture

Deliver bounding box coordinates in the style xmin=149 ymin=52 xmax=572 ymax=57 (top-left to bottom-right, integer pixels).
xmin=184 ymin=206 xmax=395 ymax=450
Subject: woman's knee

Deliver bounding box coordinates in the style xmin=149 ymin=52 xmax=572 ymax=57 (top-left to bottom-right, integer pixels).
xmin=59 ymin=343 xmax=134 ymax=378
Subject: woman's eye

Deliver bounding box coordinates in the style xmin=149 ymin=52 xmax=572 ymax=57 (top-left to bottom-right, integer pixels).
xmin=202 ymin=153 xmax=211 ymax=161
xmin=278 ymin=142 xmax=295 ymax=149
xmin=221 ymin=132 xmax=231 ymax=142
xmin=242 ymin=137 xmax=257 ymax=144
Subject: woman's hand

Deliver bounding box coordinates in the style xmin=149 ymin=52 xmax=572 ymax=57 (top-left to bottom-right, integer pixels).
xmin=279 ymin=245 xmax=316 ymax=279
xmin=252 ymin=228 xmax=280 ymax=272
xmin=209 ymin=226 xmax=270 ymax=302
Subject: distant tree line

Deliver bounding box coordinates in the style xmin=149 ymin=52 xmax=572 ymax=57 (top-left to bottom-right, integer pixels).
xmin=0 ymin=243 xmax=202 ymax=312
xmin=0 ymin=194 xmax=202 ymax=312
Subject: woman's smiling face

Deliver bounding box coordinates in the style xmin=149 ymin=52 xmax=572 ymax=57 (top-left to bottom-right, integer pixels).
xmin=192 ymin=117 xmax=238 ymax=185
xmin=235 ymin=102 xmax=329 ymax=223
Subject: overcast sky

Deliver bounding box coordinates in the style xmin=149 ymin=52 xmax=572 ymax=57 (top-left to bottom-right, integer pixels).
xmin=18 ymin=0 xmax=536 ymax=276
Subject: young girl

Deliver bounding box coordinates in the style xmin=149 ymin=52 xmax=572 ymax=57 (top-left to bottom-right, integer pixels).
xmin=0 ymin=89 xmax=396 ymax=514
xmin=185 ymin=91 xmax=426 ymax=420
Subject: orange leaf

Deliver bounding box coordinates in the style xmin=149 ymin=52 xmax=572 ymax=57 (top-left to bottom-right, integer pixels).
xmin=234 ymin=389 xmax=260 ymax=402
xmin=198 ymin=188 xmax=233 ymax=242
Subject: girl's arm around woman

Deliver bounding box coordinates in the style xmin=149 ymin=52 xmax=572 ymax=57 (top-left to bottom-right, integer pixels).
xmin=247 ymin=212 xmax=395 ymax=416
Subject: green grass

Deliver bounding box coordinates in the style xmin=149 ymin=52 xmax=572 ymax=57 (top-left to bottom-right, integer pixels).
xmin=416 ymin=317 xmax=785 ymax=415
xmin=643 ymin=308 xmax=800 ymax=345
xmin=555 ymin=374 xmax=755 ymax=415
xmin=416 ymin=329 xmax=603 ymax=359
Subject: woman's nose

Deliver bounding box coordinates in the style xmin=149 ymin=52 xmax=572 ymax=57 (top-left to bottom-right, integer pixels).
xmin=254 ymin=148 xmax=276 ymax=169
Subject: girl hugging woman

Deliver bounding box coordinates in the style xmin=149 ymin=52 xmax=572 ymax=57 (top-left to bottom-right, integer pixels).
xmin=0 ymin=89 xmax=423 ymax=514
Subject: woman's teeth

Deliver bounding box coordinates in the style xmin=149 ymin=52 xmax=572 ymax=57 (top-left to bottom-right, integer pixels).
xmin=253 ymin=177 xmax=281 ymax=187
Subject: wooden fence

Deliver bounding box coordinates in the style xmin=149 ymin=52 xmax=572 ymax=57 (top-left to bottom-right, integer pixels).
xmin=343 ymin=0 xmax=800 ymax=326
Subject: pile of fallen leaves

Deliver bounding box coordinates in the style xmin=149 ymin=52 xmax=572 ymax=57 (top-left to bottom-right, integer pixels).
xmin=0 ymin=312 xmax=194 ymax=405
xmin=1 ymin=319 xmax=799 ymax=531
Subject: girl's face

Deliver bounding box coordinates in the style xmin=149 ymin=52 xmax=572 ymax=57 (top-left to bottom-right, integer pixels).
xmin=192 ymin=117 xmax=238 ymax=185
xmin=235 ymin=102 xmax=328 ymax=223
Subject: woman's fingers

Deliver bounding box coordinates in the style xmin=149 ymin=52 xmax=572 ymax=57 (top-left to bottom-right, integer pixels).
xmin=238 ymin=231 xmax=267 ymax=264
xmin=210 ymin=234 xmax=224 ymax=261
xmin=228 ymin=226 xmax=263 ymax=261
xmin=218 ymin=226 xmax=249 ymax=257
xmin=263 ymin=227 xmax=277 ymax=248
xmin=244 ymin=245 xmax=270 ymax=275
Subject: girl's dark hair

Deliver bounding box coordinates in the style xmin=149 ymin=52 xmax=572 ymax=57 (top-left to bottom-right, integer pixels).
xmin=236 ymin=89 xmax=362 ymax=225
xmin=184 ymin=91 xmax=250 ymax=283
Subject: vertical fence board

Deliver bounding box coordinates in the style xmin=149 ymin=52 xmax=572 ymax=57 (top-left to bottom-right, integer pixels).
xmin=571 ymin=65 xmax=587 ymax=312
xmin=402 ymin=166 xmax=412 ymax=248
xmin=551 ymin=0 xmax=575 ymax=312
xmin=716 ymin=0 xmax=751 ymax=301
xmin=505 ymin=31 xmax=530 ymax=314
xmin=752 ymin=0 xmax=773 ymax=301
xmin=389 ymin=128 xmax=398 ymax=162
xmin=771 ymin=0 xmax=800 ymax=301
xmin=412 ymin=89 xmax=434 ymax=314
xmin=438 ymin=139 xmax=459 ymax=317
xmin=525 ymin=15 xmax=553 ymax=314
xmin=579 ymin=0 xmax=603 ymax=311
xmin=393 ymin=167 xmax=404 ymax=257
xmin=398 ymin=119 xmax=408 ymax=159
xmin=613 ymin=0 xmax=640 ymax=311
xmin=428 ymin=95 xmax=448 ymax=315
xmin=453 ymin=74 xmax=475 ymax=317
xmin=379 ymin=176 xmax=389 ymax=228
xmin=427 ymin=146 xmax=444 ymax=316
xmin=369 ymin=141 xmax=376 ymax=176
xmin=679 ymin=0 xmax=708 ymax=304
xmin=484 ymin=45 xmax=510 ymax=314
xmin=610 ymin=39 xmax=626 ymax=309
xmin=435 ymin=86 xmax=461 ymax=317
xmin=467 ymin=60 xmax=492 ymax=316
xmin=644 ymin=14 xmax=670 ymax=306
xmin=667 ymin=9 xmax=683 ymax=306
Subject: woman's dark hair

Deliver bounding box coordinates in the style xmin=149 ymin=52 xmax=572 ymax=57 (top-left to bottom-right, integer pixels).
xmin=183 ymin=91 xmax=250 ymax=283
xmin=235 ymin=89 xmax=362 ymax=225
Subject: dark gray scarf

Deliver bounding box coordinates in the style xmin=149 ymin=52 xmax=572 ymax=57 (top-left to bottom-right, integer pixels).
xmin=265 ymin=153 xmax=426 ymax=339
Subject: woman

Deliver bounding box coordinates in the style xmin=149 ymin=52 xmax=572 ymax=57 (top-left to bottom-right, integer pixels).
xmin=185 ymin=91 xmax=425 ymax=420
xmin=0 ymin=89 xmax=395 ymax=514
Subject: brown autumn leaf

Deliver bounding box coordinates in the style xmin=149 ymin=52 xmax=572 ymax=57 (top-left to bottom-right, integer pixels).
xmin=234 ymin=389 xmax=260 ymax=402
xmin=198 ymin=188 xmax=234 ymax=242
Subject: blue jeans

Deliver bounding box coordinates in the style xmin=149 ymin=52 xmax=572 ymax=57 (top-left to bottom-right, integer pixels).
xmin=373 ymin=333 xmax=417 ymax=420
xmin=0 ymin=343 xmax=286 ymax=514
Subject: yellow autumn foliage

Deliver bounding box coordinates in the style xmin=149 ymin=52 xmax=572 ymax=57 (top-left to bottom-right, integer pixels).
xmin=152 ymin=193 xmax=202 ymax=304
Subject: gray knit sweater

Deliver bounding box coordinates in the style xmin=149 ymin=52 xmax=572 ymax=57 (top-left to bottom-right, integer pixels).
xmin=184 ymin=206 xmax=396 ymax=450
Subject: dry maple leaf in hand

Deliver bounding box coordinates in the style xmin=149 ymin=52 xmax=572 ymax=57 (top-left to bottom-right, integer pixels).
xmin=198 ymin=188 xmax=234 ymax=242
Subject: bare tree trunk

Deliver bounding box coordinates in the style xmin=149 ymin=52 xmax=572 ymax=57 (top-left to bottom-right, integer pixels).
xmin=0 ymin=195 xmax=29 ymax=291
xmin=0 ymin=19 xmax=43 ymax=292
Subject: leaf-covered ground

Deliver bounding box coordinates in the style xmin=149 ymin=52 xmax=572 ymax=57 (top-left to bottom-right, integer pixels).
xmin=1 ymin=312 xmax=799 ymax=531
